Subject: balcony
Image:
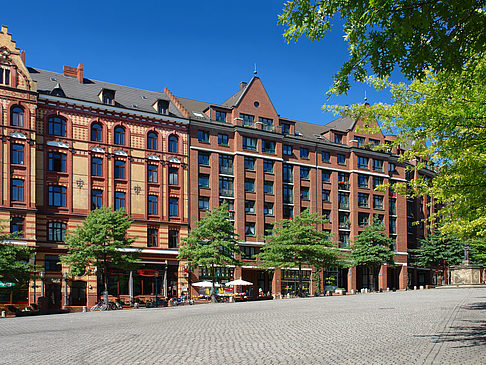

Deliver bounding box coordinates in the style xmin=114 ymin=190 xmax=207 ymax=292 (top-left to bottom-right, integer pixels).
xmin=219 ymin=166 xmax=233 ymax=175
xmin=339 ymin=222 xmax=350 ymax=229
xmin=339 ymin=201 xmax=349 ymax=210
xmin=338 ymin=182 xmax=350 ymax=191
xmin=220 ymin=189 xmax=234 ymax=198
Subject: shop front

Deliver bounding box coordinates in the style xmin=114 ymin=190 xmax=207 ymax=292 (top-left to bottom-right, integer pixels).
xmin=281 ymin=269 xmax=311 ymax=297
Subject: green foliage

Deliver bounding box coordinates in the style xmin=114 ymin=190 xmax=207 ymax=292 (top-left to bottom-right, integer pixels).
xmin=61 ymin=207 xmax=137 ymax=280
xmin=0 ymin=220 xmax=32 ymax=283
xmin=279 ymin=0 xmax=486 ymax=94
xmin=178 ymin=201 xmax=241 ymax=269
xmin=471 ymin=238 xmax=486 ymax=266
xmin=410 ymin=232 xmax=464 ymax=268
xmin=350 ymin=219 xmax=395 ymax=270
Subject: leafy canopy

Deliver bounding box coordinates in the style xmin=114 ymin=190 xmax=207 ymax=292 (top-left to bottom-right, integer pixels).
xmin=0 ymin=220 xmax=32 ymax=283
xmin=350 ymin=219 xmax=395 ymax=270
xmin=61 ymin=207 xmax=137 ymax=277
xmin=279 ymin=0 xmax=486 ymax=94
xmin=258 ymin=209 xmax=340 ymax=269
xmin=410 ymin=232 xmax=464 ymax=268
xmin=178 ymin=201 xmax=241 ymax=268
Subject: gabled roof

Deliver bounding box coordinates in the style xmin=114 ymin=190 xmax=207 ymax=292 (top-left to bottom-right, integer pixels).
xmin=221 ymin=78 xmax=255 ymax=108
xmin=321 ymin=116 xmax=356 ymax=133
xmin=27 ymin=68 xmax=184 ymax=118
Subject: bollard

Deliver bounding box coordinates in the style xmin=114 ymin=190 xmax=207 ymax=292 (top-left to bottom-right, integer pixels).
xmin=82 ymin=306 xmax=87 ymax=312
xmin=414 ymin=286 xmax=417 ymax=290
xmin=1 ymin=310 xmax=5 ymax=318
xmin=350 ymin=289 xmax=355 ymax=295
xmin=386 ymin=287 xmax=390 ymax=292
xmin=420 ymin=285 xmax=424 ymax=290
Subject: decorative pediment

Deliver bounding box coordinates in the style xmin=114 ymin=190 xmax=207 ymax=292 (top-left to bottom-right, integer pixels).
xmin=47 ymin=140 xmax=69 ymax=148
xmin=10 ymin=132 xmax=26 ymax=139
xmin=91 ymin=146 xmax=105 ymax=153
xmin=113 ymin=150 xmax=128 ymax=157
xmin=147 ymin=154 xmax=160 ymax=161
xmin=168 ymin=157 xmax=181 ymax=164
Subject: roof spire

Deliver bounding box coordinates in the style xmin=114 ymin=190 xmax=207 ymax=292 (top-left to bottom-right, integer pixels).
xmin=254 ymin=63 xmax=257 ymax=76
xmin=364 ymin=90 xmax=367 ymax=102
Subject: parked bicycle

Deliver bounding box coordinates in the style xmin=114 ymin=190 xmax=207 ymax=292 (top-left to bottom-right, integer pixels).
xmin=90 ymin=299 xmax=123 ymax=311
xmin=145 ymin=298 xmax=167 ymax=308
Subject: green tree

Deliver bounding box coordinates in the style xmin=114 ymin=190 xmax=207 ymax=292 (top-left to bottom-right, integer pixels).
xmin=279 ymin=0 xmax=486 ymax=94
xmin=350 ymin=219 xmax=395 ymax=291
xmin=0 ymin=221 xmax=32 ymax=284
xmin=61 ymin=207 xmax=137 ymax=304
xmin=471 ymin=238 xmax=486 ymax=266
xmin=258 ymin=209 xmax=340 ymax=297
xmin=178 ymin=201 xmax=241 ymax=302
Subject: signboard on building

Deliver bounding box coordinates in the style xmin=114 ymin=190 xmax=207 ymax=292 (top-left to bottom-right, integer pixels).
xmin=0 ymin=282 xmax=15 ymax=288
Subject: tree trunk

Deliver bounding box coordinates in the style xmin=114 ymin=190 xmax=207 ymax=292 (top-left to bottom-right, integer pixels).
xmin=211 ymin=264 xmax=217 ymax=303
xmin=298 ymin=263 xmax=303 ymax=297
xmin=103 ymin=260 xmax=109 ymax=306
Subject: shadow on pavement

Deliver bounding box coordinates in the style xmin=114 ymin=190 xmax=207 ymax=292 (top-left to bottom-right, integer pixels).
xmin=416 ymin=320 xmax=486 ymax=349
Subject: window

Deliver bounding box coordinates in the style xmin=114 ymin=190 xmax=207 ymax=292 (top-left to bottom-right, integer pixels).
xmin=244 ymin=157 xmax=255 ymax=170
xmin=168 ymin=230 xmax=179 ymax=248
xmin=245 ymin=179 xmax=255 ymax=192
xmin=245 ymin=200 xmax=255 ymax=214
xmin=321 ymin=151 xmax=330 ymax=163
xmin=216 ymin=111 xmax=226 ymax=122
xmin=245 ymin=222 xmax=255 ymax=236
xmin=358 ymin=212 xmax=369 ymax=227
xmin=0 ymin=68 xmax=10 ymax=85
xmin=322 ymin=171 xmax=331 ymax=183
xmin=338 ymin=232 xmax=350 ymax=248
xmin=263 ymin=160 xmax=274 ymax=173
xmin=338 ymin=192 xmax=349 ymax=209
xmin=358 ymin=174 xmax=369 ymax=188
xmin=91 ymin=123 xmax=103 ymax=142
xmin=334 ymin=134 xmax=343 ymax=144
xmin=48 ymin=152 xmax=66 ymax=172
xmin=358 ymin=193 xmax=369 ymax=208
xmin=373 ymin=176 xmax=384 ymax=189
xmin=199 ymin=196 xmax=210 ymax=210
xmin=283 ymin=144 xmax=293 ymax=156
xmin=91 ymin=157 xmax=103 ymax=177
xmin=114 ymin=126 xmax=125 ymax=145
xmin=369 ymin=138 xmax=380 ymax=146
xmin=148 ymin=228 xmax=158 ymax=247
xmin=389 ymin=198 xmax=397 ymax=215
xmin=157 ymin=100 xmax=169 ymax=115
xmin=260 ymin=117 xmax=273 ymax=131
xmin=198 ymin=130 xmax=209 ymax=143
xmin=358 ymin=156 xmax=369 ymax=169
xmin=339 ymin=212 xmax=350 ymax=229
xmin=300 ymin=167 xmax=310 ymax=179
xmin=373 ymin=195 xmax=384 ymax=209
xmin=322 ymin=189 xmax=330 ymax=202
xmin=389 ymin=163 xmax=396 ymax=173
xmin=148 ymin=195 xmax=158 ymax=215
xmin=283 ymin=185 xmax=293 ymax=204
xmin=168 ymin=135 xmax=178 ymax=153
xmin=11 ymin=107 xmax=24 ymax=127
xmin=322 ymin=209 xmax=331 ymax=223
xmin=48 ymin=116 xmax=67 ymax=137
xmin=219 ymin=154 xmax=233 ymax=174
xmin=11 ymin=179 xmax=24 ymax=202
xmin=199 ymin=152 xmax=209 ymax=165
xmin=301 ymin=187 xmax=309 ymax=200
xmin=283 ymin=164 xmax=293 ymax=182
xmin=390 ymin=218 xmax=397 ymax=234
xmin=219 ymin=176 xmax=233 ymax=197
xmin=102 ymin=90 xmax=115 ymax=105
xmin=264 ymin=181 xmax=273 ymax=194
xmin=199 ymin=174 xmax=209 ymax=188
xmin=147 ymin=164 xmax=158 ymax=183
xmin=115 ymin=192 xmax=126 ymax=210
xmin=91 ymin=189 xmax=103 ymax=210
xmin=11 ymin=144 xmax=24 ymax=165
xmin=356 ymin=136 xmax=365 ymax=147
xmin=373 ymin=159 xmax=384 ymax=172
xmin=218 ymin=134 xmax=229 ymax=146
xmin=47 ymin=222 xmax=66 ymax=242
xmin=45 ymin=255 xmax=62 ymax=271
xmin=262 ymin=140 xmax=275 ymax=154
xmin=114 ymin=160 xmax=126 ymax=179
xmin=10 ymin=217 xmax=24 ymax=238
xmin=147 ymin=132 xmax=158 ymax=150
xmin=300 ymin=147 xmax=309 ymax=159
xmin=243 ymin=136 xmax=257 ymax=151
xmin=241 ymin=114 xmax=254 ymax=127
xmin=264 ymin=202 xmax=274 ymax=216
xmin=241 ymin=246 xmax=260 ymax=260
xmin=283 ymin=205 xmax=293 ymax=219
xmin=337 ymin=154 xmax=346 ymax=165
xmin=281 ymin=123 xmax=290 ymax=134
xmin=169 ymin=167 xmax=179 ymax=185
xmin=169 ymin=197 xmax=179 ymax=216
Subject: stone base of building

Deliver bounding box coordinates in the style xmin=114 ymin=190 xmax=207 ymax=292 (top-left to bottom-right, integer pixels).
xmin=450 ymin=263 xmax=483 ymax=285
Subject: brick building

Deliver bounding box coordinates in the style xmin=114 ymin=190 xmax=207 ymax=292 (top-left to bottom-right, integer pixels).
xmin=0 ymin=27 xmax=435 ymax=308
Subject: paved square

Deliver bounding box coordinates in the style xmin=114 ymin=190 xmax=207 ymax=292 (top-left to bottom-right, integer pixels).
xmin=1 ymin=288 xmax=485 ymax=364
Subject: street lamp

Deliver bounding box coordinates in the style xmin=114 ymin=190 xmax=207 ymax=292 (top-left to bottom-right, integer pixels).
xmin=63 ymin=272 xmax=68 ymax=307
xmin=39 ymin=271 xmax=45 ymax=297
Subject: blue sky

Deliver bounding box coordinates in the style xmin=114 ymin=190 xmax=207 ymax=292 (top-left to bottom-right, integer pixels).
xmin=6 ymin=0 xmax=399 ymax=125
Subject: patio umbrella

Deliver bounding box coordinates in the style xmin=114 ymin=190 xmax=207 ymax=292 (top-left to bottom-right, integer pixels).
xmin=225 ymin=279 xmax=253 ymax=286
xmin=192 ymin=281 xmax=221 ymax=287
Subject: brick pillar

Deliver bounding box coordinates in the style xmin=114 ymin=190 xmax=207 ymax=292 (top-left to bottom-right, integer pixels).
xmin=348 ymin=266 xmax=357 ymax=293
xmin=378 ymin=265 xmax=388 ymax=291
xmin=272 ymin=268 xmax=282 ymax=298
xmin=234 ymin=266 xmax=242 ymax=280
xmin=399 ymin=265 xmax=408 ymax=290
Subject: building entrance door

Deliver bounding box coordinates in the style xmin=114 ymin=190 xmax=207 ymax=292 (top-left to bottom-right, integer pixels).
xmin=70 ymin=281 xmax=87 ymax=306
xmin=45 ymin=283 xmax=61 ymax=310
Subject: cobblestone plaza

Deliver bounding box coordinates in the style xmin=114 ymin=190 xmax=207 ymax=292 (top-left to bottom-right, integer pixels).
xmin=1 ymin=288 xmax=485 ymax=364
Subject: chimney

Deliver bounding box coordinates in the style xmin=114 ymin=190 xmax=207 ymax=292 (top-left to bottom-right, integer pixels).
xmin=63 ymin=63 xmax=83 ymax=83
xmin=240 ymin=82 xmax=247 ymax=90
xmin=20 ymin=50 xmax=25 ymax=65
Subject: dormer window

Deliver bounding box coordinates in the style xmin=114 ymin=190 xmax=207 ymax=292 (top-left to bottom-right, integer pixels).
xmin=215 ymin=111 xmax=226 ymax=122
xmin=281 ymin=123 xmax=290 ymax=134
xmin=155 ymin=100 xmax=169 ymax=115
xmin=334 ymin=133 xmax=343 ymax=144
xmin=0 ymin=67 xmax=10 ymax=86
xmin=99 ymin=89 xmax=115 ymax=105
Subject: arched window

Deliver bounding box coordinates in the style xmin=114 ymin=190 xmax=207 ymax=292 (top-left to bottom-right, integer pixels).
xmin=91 ymin=123 xmax=103 ymax=142
xmin=48 ymin=116 xmax=67 ymax=137
xmin=11 ymin=107 xmax=24 ymax=127
xmin=147 ymin=131 xmax=158 ymax=150
xmin=114 ymin=126 xmax=125 ymax=145
xmin=168 ymin=135 xmax=178 ymax=153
